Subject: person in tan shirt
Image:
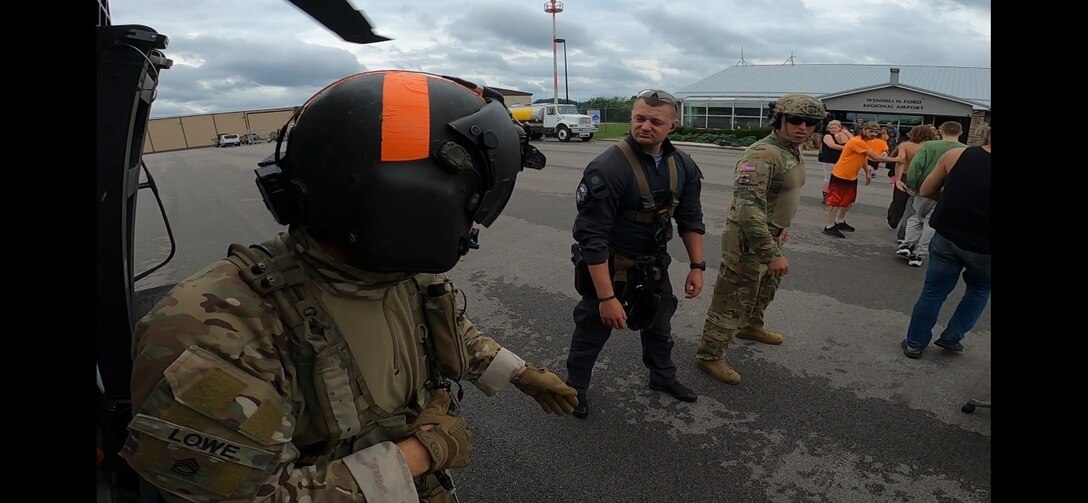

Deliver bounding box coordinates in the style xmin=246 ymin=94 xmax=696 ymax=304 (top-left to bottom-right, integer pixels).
xmin=887 ymin=126 xmax=938 ymax=235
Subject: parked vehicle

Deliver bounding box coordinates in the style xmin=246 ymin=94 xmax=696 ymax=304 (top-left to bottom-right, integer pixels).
xmin=216 ymin=133 xmax=241 ymax=147
xmin=241 ymin=131 xmax=263 ymax=145
xmin=509 ymin=103 xmax=597 ymax=142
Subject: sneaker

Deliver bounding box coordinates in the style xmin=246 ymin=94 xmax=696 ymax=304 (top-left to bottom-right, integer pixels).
xmin=822 ymin=226 xmax=846 ymax=238
xmin=895 ymin=246 xmax=913 ymax=257
xmin=934 ymin=339 xmax=964 ymax=352
xmin=835 ymin=221 xmax=856 ymax=232
xmin=907 ymin=255 xmax=923 ymax=267
xmin=901 ymin=340 xmax=923 ymax=359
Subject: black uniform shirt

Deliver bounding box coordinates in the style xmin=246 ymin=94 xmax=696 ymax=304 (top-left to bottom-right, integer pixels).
xmin=573 ymin=135 xmax=705 ymax=264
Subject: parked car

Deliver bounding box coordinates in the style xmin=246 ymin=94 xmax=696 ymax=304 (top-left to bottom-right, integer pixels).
xmin=216 ymin=133 xmax=241 ymax=147
xmin=241 ymin=132 xmax=262 ymax=145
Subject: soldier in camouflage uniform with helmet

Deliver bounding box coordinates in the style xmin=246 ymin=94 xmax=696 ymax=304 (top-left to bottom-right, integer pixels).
xmin=120 ymin=70 xmax=577 ymax=503
xmin=695 ymin=94 xmax=828 ymax=385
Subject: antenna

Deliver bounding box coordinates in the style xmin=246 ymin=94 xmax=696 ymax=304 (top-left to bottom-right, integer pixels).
xmin=783 ymin=52 xmax=795 ymax=65
xmin=737 ymin=47 xmax=750 ymax=66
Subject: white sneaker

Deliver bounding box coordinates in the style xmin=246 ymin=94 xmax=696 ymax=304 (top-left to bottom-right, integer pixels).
xmin=895 ymin=246 xmax=912 ymax=257
xmin=907 ymin=255 xmax=923 ymax=267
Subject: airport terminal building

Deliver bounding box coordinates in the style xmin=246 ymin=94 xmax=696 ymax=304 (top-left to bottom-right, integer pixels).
xmin=674 ymin=64 xmax=990 ymax=144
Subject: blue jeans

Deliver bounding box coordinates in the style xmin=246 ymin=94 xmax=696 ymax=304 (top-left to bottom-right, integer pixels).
xmin=905 ymin=232 xmax=991 ymax=350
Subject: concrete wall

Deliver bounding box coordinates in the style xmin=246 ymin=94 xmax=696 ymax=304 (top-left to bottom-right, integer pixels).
xmin=144 ymin=98 xmax=556 ymax=152
xmin=504 ymin=95 xmax=531 ymax=107
xmin=247 ymin=109 xmax=295 ymax=136
xmin=144 ymin=107 xmax=296 ymax=153
xmin=210 ymin=112 xmax=247 ymax=138
xmin=180 ymin=115 xmax=218 ymax=148
xmin=146 ymin=117 xmax=188 ymax=152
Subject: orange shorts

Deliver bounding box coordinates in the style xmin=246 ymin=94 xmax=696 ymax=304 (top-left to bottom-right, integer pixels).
xmin=825 ymin=175 xmax=858 ymax=207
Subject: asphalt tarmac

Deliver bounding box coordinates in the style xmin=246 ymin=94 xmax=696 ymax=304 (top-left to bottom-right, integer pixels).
xmin=128 ymin=137 xmax=991 ymax=503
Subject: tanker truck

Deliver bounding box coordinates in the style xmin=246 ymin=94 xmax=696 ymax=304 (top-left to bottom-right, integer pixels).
xmin=510 ymin=103 xmax=597 ymax=142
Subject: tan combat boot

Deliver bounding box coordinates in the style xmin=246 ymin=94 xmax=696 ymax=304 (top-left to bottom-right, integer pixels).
xmin=696 ymin=359 xmax=741 ymax=385
xmin=736 ymin=328 xmax=784 ymax=345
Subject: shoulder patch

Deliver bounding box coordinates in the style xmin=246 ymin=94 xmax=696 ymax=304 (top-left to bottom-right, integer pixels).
xmin=587 ymin=173 xmax=604 ymax=190
xmin=576 ymin=183 xmax=588 ymax=204
xmin=738 ymin=162 xmax=757 ymax=172
xmin=584 ymin=170 xmax=608 ymax=196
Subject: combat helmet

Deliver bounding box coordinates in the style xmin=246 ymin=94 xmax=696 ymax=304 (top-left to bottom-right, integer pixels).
xmin=255 ymin=70 xmax=544 ymax=273
xmin=768 ymin=94 xmax=828 ymax=128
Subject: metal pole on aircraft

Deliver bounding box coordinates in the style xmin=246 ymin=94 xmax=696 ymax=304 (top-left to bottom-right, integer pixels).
xmin=545 ymin=1 xmax=563 ymax=105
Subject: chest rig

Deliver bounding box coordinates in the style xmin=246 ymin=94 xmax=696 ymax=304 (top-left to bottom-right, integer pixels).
xmin=616 ymin=140 xmax=679 ymax=237
xmin=610 ymin=141 xmax=680 ymax=330
xmin=224 ymin=238 xmax=468 ymax=463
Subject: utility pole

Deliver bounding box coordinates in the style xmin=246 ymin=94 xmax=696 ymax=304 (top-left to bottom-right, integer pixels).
xmin=545 ymin=1 xmax=563 ymax=105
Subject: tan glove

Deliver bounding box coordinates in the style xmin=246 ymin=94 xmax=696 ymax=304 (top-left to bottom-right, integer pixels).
xmin=512 ymin=365 xmax=580 ymax=416
xmin=411 ymin=389 xmax=472 ymax=472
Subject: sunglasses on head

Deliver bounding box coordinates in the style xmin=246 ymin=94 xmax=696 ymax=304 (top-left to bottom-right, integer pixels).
xmin=637 ymin=89 xmax=677 ymax=104
xmin=784 ymin=116 xmax=820 ymax=127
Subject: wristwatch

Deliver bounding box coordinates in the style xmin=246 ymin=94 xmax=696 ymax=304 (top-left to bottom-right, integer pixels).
xmin=690 ymin=261 xmax=706 ymax=271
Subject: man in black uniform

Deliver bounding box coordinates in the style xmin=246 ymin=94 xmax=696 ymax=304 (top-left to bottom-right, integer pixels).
xmin=565 ymin=89 xmax=706 ymax=418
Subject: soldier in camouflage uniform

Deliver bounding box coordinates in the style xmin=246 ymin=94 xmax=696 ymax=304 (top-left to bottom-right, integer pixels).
xmin=695 ymin=94 xmax=828 ymax=385
xmin=120 ymin=71 xmax=577 ymax=503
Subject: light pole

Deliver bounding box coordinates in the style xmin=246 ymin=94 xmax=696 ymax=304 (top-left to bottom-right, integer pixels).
xmin=554 ymin=38 xmax=568 ymax=103
xmin=544 ymin=1 xmax=563 ymax=105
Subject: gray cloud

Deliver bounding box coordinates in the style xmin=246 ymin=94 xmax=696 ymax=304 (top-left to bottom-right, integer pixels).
xmin=108 ymin=0 xmax=990 ymax=118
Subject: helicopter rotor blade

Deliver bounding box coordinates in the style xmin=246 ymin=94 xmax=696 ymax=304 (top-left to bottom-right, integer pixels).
xmin=285 ymin=0 xmax=391 ymax=44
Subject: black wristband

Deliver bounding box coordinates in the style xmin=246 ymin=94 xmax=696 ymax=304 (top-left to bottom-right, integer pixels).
xmin=690 ymin=261 xmax=706 ymax=270
xmin=598 ymin=294 xmax=617 ymax=302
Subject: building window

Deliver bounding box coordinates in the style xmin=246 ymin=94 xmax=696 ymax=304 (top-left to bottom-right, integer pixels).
xmin=680 ymin=99 xmax=771 ymax=130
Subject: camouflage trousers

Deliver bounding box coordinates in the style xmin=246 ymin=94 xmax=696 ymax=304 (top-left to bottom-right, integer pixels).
xmin=697 ymin=228 xmax=782 ymax=360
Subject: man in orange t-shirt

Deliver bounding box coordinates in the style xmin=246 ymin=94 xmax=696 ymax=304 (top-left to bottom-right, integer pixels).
xmin=867 ymin=130 xmax=890 ymax=178
xmin=822 ymin=121 xmax=899 ymax=238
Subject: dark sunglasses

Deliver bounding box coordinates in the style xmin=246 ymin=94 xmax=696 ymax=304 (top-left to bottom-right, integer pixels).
xmin=637 ymin=89 xmax=678 ymax=104
xmin=784 ymin=116 xmax=820 ymax=127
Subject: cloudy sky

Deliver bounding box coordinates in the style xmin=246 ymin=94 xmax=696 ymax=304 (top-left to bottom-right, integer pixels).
xmin=108 ymin=0 xmax=991 ymax=119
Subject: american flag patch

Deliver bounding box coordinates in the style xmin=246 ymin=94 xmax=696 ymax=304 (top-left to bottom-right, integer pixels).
xmin=738 ymin=162 xmax=756 ymax=172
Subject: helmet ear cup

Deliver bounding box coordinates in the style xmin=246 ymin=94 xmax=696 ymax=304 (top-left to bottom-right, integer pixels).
xmin=436 ymin=140 xmax=485 ymax=213
xmin=437 ymin=141 xmax=476 ymax=174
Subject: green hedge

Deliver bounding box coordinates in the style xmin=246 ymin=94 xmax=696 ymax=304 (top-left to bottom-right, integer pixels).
xmin=669 ymin=126 xmax=771 ymax=147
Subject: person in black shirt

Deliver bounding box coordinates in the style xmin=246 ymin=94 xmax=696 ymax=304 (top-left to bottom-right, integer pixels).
xmin=901 ymin=127 xmax=991 ymax=359
xmin=566 ymin=89 xmax=706 ymax=418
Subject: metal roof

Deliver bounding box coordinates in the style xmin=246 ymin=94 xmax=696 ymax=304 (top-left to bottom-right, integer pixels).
xmin=675 ymin=64 xmax=990 ymax=109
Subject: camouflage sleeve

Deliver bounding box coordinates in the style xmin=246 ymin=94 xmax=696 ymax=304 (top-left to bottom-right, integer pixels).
xmin=122 ymin=260 xmax=416 ymax=503
xmin=732 ymin=147 xmax=782 ymax=263
xmin=458 ymin=314 xmax=526 ymax=396
xmin=423 ymin=273 xmax=525 ymax=396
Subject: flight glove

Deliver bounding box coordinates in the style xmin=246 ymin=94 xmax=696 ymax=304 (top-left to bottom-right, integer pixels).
xmin=411 ymin=389 xmax=472 ymax=472
xmin=512 ymin=365 xmax=580 ymax=416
